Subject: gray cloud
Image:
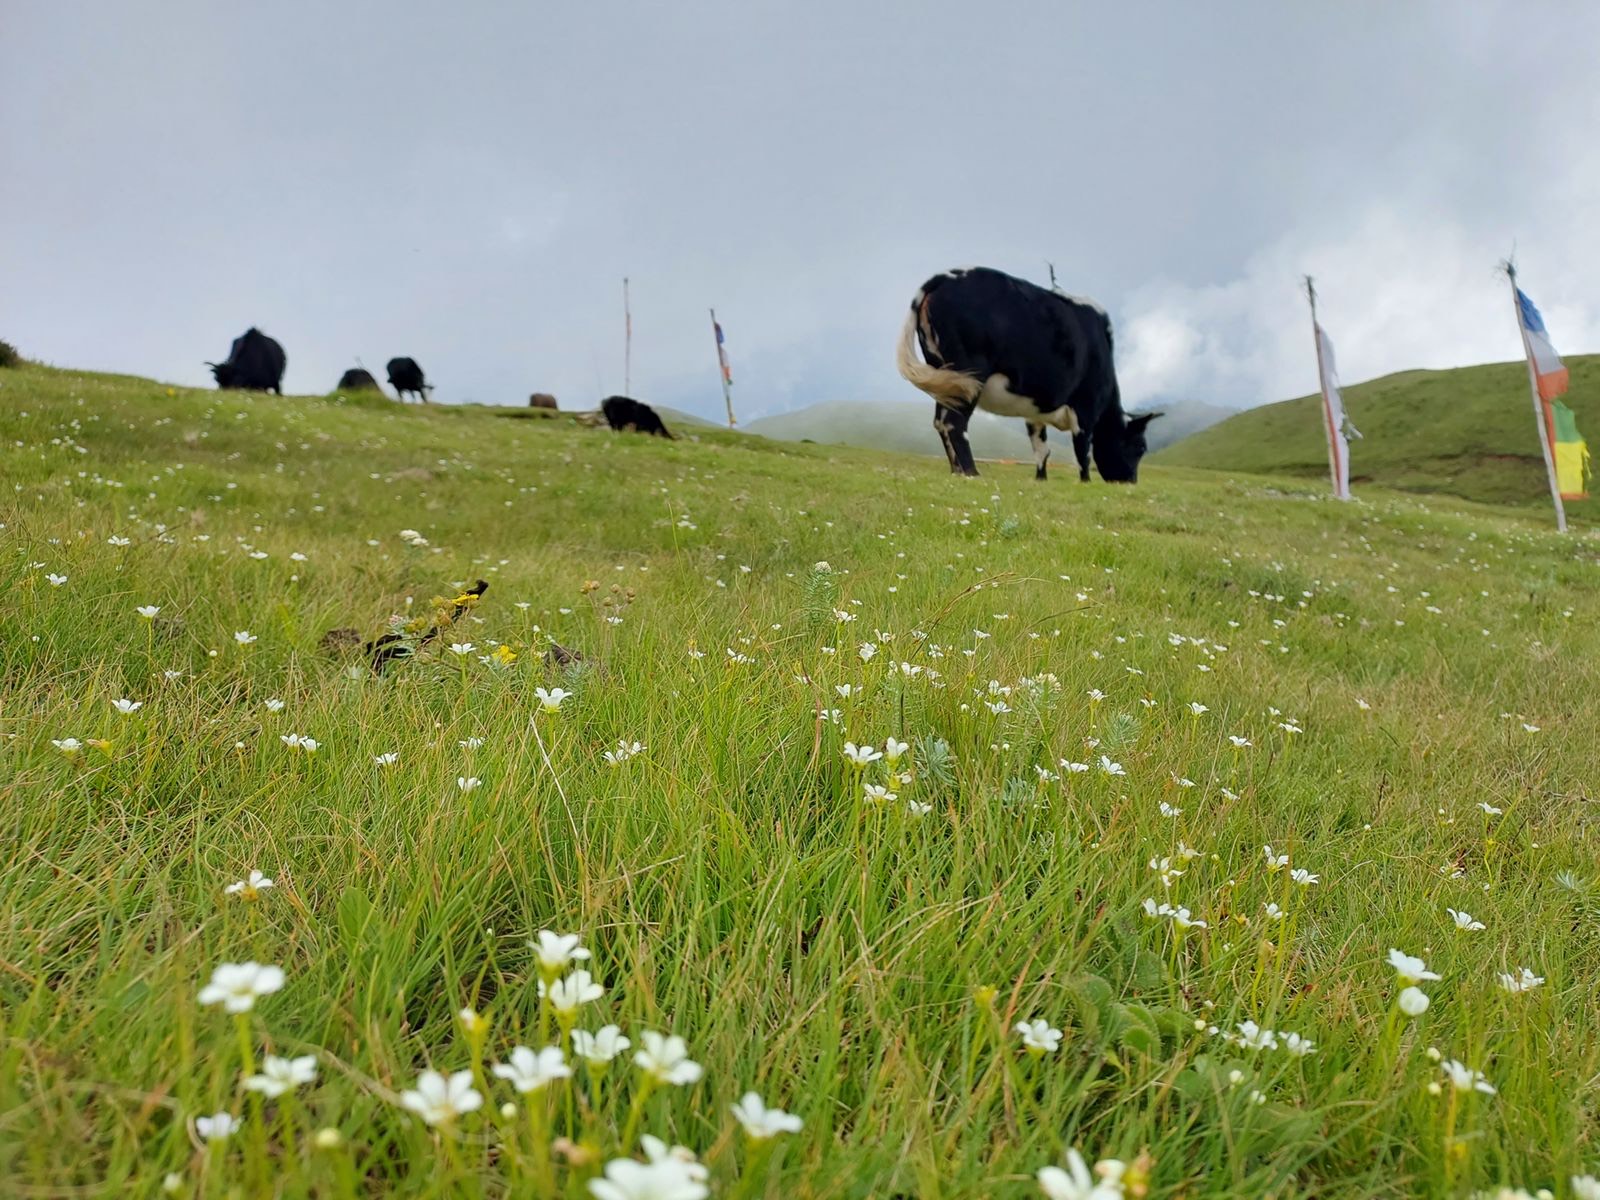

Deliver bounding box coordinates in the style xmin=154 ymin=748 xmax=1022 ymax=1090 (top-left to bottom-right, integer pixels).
xmin=4 ymin=1 xmax=1597 ymax=419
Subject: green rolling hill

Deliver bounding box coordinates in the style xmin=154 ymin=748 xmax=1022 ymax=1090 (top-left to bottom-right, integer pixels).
xmin=744 ymin=398 xmax=1227 ymax=462
xmin=1155 ymin=355 xmax=1599 ymax=510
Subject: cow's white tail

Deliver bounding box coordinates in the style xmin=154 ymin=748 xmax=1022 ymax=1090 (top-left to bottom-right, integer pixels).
xmin=897 ymin=308 xmax=981 ymax=404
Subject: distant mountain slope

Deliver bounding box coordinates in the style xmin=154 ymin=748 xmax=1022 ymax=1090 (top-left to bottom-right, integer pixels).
xmin=1154 ymin=355 xmax=1600 ymax=508
xmin=746 ymin=398 xmax=1230 ymax=461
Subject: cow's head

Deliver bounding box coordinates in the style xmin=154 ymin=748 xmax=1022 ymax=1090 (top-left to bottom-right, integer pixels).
xmin=1094 ymin=412 xmax=1162 ymax=482
xmin=205 ymin=361 xmax=236 ymax=388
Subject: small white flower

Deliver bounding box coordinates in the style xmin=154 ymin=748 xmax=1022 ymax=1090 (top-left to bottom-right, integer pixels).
xmin=1263 ymin=845 xmax=1289 ymax=872
xmin=1387 ymin=949 xmax=1442 ymax=984
xmin=1398 ymin=986 xmax=1430 ymax=1016
xmin=906 ymin=799 xmax=932 ymax=816
xmin=1228 ymin=735 xmax=1252 ymax=748
xmin=1159 ymin=801 xmax=1182 ymax=818
xmin=1187 ymin=702 xmax=1209 ymax=716
xmin=863 ymin=783 xmax=898 ymax=804
xmin=1170 ymin=907 xmax=1206 ymax=929
xmin=1439 ymin=1058 xmax=1496 ymax=1095
xmin=538 ymin=968 xmax=604 ymax=1014
xmin=1570 ymin=1176 xmax=1600 ymax=1200
xmin=46 ymin=573 xmax=67 ymax=587
xmin=1280 ymin=1031 xmax=1316 ymax=1057
xmin=1262 ymin=902 xmax=1285 ymax=922
xmin=1086 ymin=688 xmax=1106 ymax=702
xmin=633 ymin=1030 xmax=703 ymax=1086
xmin=457 ymin=776 xmax=482 ymax=793
xmin=529 ymin=931 xmax=591 ymax=974
xmin=244 ymin=1054 xmax=318 ymax=1097
xmin=603 ymin=740 xmax=644 ymax=765
xmin=1235 ymin=1021 xmax=1277 ymax=1051
xmin=1098 ymin=755 xmax=1125 ymax=777
xmin=51 ymin=737 xmax=83 ymax=755
xmin=234 ymin=631 xmax=257 ymax=645
xmin=400 ymin=1069 xmax=483 ymax=1125
xmin=535 ymin=686 xmax=570 ymax=713
xmin=196 ymin=1112 xmax=239 ymax=1141
xmin=1289 ymin=868 xmax=1318 ymax=887
xmin=588 ymin=1155 xmax=709 ymax=1200
xmin=449 ymin=643 xmax=476 ymax=656
xmin=883 ymin=736 xmax=910 ymax=763
xmin=458 ymin=736 xmax=484 ymax=749
xmin=1478 ymin=802 xmax=1503 ymax=816
xmin=107 ymin=535 xmax=131 ymax=547
xmin=1446 ymin=907 xmax=1485 ymax=932
xmin=373 ymin=752 xmax=399 ymax=767
xmin=492 ymin=1045 xmax=572 ymax=1093
xmin=1014 ymin=1019 xmax=1063 ymax=1054
xmin=197 ymin=962 xmax=285 ymax=1012
xmin=843 ymin=742 xmax=882 ymax=767
xmin=1498 ymin=967 xmax=1545 ymax=993
xmin=1060 ymin=760 xmax=1090 ymax=773
xmin=263 ymin=698 xmax=284 ymax=713
xmin=571 ymin=1024 xmax=631 ymax=1064
xmin=224 ymin=869 xmax=275 ymax=898
xmin=111 ymin=698 xmax=143 ymax=715
xmin=730 ymin=1091 xmax=803 ymax=1139
xmin=280 ymin=733 xmax=318 ymax=753
xmin=1037 ymin=1149 xmax=1126 ymax=1200
xmin=136 ymin=605 xmax=161 ymax=619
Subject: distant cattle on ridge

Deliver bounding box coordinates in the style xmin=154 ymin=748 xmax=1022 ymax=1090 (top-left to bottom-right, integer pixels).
xmin=386 ymin=357 xmax=433 ymax=403
xmin=896 ymin=267 xmax=1160 ymax=481
xmin=207 ymin=328 xmax=286 ymax=394
xmin=528 ymin=392 xmax=559 ymax=411
xmin=600 ymin=395 xmax=674 ymax=439
xmin=337 ymin=367 xmax=382 ymax=392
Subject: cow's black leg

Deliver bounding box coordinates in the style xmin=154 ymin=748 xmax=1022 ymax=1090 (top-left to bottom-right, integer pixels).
xmin=1073 ymin=431 xmax=1092 ymax=482
xmin=932 ymin=405 xmax=959 ymax=471
xmin=1027 ymin=422 xmax=1050 ymax=481
xmin=934 ymin=400 xmax=979 ymax=477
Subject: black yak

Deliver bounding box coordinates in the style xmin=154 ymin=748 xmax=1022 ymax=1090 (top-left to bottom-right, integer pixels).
xmin=386 ymin=357 xmax=433 ymax=403
xmin=336 ymin=367 xmax=381 ymax=392
xmin=600 ymin=395 xmax=673 ymax=439
xmin=207 ymin=328 xmax=286 ymax=394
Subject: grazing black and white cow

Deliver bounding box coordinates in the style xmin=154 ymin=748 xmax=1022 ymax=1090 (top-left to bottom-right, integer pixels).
xmin=207 ymin=328 xmax=286 ymax=394
xmin=896 ymin=267 xmax=1160 ymax=481
xmin=336 ymin=367 xmax=381 ymax=392
xmin=386 ymin=357 xmax=433 ymax=403
xmin=600 ymin=395 xmax=674 ymax=439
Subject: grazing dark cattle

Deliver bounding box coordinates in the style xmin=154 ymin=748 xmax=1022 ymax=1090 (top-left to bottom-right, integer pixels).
xmin=896 ymin=267 xmax=1160 ymax=481
xmin=386 ymin=357 xmax=433 ymax=403
xmin=337 ymin=367 xmax=381 ymax=392
xmin=600 ymin=395 xmax=673 ymax=439
xmin=528 ymin=392 xmax=559 ymax=410
xmin=206 ymin=327 xmax=286 ymax=394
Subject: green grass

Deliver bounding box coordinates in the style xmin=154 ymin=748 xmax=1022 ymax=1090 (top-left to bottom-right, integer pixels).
xmin=1154 ymin=355 xmax=1600 ymax=514
xmin=3 ymin=362 xmax=1599 ymax=1199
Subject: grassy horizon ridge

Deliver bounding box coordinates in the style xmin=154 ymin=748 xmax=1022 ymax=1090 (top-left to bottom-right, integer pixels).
xmin=2 ymin=361 xmax=1599 ymax=1198
xmin=1154 ymin=354 xmax=1600 ymax=514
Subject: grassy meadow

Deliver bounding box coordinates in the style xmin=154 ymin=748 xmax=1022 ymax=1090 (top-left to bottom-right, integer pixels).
xmin=3 ymin=362 xmax=1600 ymax=1199
xmin=1155 ymin=354 xmax=1600 ymax=515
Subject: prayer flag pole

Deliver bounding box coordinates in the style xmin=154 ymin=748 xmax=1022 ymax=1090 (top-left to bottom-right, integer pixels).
xmin=1505 ymin=261 xmax=1567 ymax=533
xmin=710 ymin=308 xmax=736 ymax=428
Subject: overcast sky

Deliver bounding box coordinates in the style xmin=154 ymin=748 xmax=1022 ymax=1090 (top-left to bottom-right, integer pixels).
xmin=4 ymin=2 xmax=1598 ymax=420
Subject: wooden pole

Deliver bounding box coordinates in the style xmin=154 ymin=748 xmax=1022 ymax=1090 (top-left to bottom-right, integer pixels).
xmin=1505 ymin=262 xmax=1567 ymax=533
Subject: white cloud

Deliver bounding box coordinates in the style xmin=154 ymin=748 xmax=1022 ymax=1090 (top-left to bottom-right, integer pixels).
xmin=1118 ymin=196 xmax=1600 ymax=410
